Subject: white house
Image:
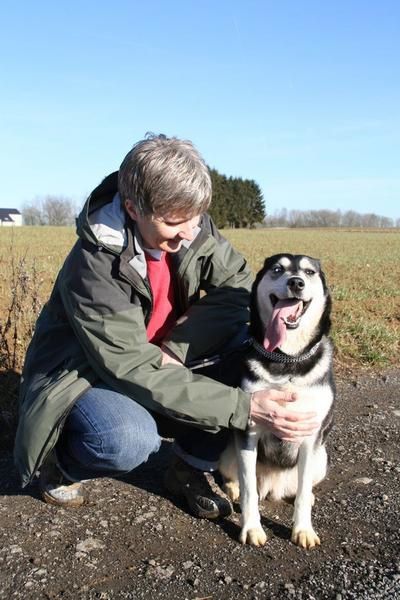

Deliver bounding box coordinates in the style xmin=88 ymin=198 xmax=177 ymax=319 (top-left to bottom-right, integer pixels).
xmin=0 ymin=208 xmax=22 ymax=226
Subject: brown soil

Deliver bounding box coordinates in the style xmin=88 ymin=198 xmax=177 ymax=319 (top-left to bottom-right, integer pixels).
xmin=0 ymin=371 xmax=399 ymax=599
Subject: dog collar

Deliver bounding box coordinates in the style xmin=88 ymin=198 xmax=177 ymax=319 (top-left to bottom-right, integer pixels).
xmin=250 ymin=339 xmax=321 ymax=364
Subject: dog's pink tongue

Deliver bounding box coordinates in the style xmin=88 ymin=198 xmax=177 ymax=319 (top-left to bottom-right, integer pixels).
xmin=263 ymin=299 xmax=303 ymax=352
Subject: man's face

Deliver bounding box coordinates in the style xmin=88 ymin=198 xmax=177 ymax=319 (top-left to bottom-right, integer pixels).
xmin=125 ymin=200 xmax=201 ymax=253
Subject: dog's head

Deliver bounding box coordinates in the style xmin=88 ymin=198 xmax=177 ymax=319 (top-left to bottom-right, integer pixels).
xmin=250 ymin=254 xmax=331 ymax=354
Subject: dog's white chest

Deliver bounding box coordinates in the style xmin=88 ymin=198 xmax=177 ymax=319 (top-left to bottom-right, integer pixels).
xmin=243 ymin=371 xmax=333 ymax=422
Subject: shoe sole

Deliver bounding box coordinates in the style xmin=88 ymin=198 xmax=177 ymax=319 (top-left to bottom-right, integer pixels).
xmin=41 ymin=489 xmax=85 ymax=508
xmin=164 ymin=472 xmax=231 ymax=520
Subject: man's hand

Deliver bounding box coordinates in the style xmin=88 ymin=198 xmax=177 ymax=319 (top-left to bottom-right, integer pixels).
xmin=160 ymin=346 xmax=183 ymax=367
xmin=250 ymin=389 xmax=319 ymax=441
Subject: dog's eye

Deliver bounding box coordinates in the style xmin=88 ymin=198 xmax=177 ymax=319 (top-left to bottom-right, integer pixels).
xmin=272 ymin=265 xmax=283 ymax=274
xmin=305 ymin=269 xmax=315 ymax=276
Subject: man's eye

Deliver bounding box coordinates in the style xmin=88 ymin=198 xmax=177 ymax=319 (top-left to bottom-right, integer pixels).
xmin=162 ymin=219 xmax=183 ymax=226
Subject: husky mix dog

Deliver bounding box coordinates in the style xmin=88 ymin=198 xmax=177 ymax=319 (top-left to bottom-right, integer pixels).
xmin=219 ymin=253 xmax=335 ymax=549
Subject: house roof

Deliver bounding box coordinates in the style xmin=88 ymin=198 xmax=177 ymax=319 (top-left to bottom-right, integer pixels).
xmin=0 ymin=208 xmax=21 ymax=220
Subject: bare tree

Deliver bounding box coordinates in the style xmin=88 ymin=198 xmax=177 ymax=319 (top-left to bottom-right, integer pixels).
xmin=21 ymin=202 xmax=44 ymax=226
xmin=41 ymin=196 xmax=76 ymax=226
xmin=21 ymin=196 xmax=76 ymax=226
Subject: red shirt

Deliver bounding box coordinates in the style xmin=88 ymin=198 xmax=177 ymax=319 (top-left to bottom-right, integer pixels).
xmin=145 ymin=251 xmax=176 ymax=346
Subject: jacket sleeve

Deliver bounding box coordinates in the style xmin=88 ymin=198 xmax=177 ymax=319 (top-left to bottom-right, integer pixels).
xmin=59 ymin=246 xmax=250 ymax=432
xmin=163 ymin=228 xmax=253 ymax=364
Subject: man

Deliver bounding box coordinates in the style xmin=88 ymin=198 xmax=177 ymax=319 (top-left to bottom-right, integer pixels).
xmin=14 ymin=134 xmax=318 ymax=518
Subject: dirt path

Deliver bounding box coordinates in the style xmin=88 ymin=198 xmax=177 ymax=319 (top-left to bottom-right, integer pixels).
xmin=0 ymin=371 xmax=399 ymax=599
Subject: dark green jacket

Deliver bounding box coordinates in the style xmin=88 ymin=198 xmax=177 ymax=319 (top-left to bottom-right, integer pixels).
xmin=14 ymin=172 xmax=253 ymax=487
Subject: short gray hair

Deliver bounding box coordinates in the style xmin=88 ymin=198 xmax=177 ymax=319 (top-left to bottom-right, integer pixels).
xmin=118 ymin=133 xmax=212 ymax=217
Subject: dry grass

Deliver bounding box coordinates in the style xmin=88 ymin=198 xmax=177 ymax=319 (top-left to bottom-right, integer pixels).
xmin=0 ymin=226 xmax=399 ymax=374
xmin=0 ymin=225 xmax=399 ymax=441
xmin=0 ymin=227 xmax=76 ymax=310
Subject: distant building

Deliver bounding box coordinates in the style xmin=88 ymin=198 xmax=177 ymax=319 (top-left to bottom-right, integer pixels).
xmin=0 ymin=208 xmax=22 ymax=226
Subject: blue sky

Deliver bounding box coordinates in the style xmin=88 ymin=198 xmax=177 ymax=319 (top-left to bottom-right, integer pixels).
xmin=1 ymin=0 xmax=399 ymax=220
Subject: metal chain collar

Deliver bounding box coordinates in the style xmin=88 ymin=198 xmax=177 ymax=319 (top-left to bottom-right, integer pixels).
xmin=250 ymin=338 xmax=321 ymax=364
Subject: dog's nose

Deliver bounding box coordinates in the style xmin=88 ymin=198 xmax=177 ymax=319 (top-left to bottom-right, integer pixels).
xmin=287 ymin=277 xmax=305 ymax=292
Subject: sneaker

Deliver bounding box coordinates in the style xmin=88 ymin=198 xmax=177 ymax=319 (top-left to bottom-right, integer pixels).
xmin=39 ymin=452 xmax=86 ymax=508
xmin=164 ymin=456 xmax=232 ymax=519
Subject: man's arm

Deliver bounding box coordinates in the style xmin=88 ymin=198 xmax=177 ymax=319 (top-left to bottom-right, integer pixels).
xmin=59 ymin=245 xmax=251 ymax=432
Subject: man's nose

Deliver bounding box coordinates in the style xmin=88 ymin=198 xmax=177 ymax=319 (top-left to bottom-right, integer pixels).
xmin=178 ymin=221 xmax=196 ymax=240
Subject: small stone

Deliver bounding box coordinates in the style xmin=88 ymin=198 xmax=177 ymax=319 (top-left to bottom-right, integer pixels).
xmin=154 ymin=564 xmax=174 ymax=579
xmin=182 ymin=560 xmax=193 ymax=570
xmin=34 ymin=568 xmax=47 ymax=577
xmin=48 ymin=530 xmax=60 ymax=538
xmin=255 ymin=581 xmax=266 ymax=589
xmin=285 ymin=582 xmax=295 ymax=589
xmin=76 ymin=538 xmax=105 ymax=553
xmin=353 ymin=477 xmax=373 ymax=485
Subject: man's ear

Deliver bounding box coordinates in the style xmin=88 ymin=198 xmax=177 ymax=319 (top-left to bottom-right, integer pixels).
xmin=125 ymin=199 xmax=138 ymax=221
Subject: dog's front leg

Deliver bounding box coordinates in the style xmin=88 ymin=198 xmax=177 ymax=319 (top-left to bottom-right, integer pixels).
xmin=291 ymin=439 xmax=320 ymax=549
xmin=235 ymin=428 xmax=267 ymax=546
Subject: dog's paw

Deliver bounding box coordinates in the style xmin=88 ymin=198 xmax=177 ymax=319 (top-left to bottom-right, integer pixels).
xmin=239 ymin=526 xmax=267 ymax=547
xmin=223 ymin=480 xmax=240 ymax=503
xmin=291 ymin=527 xmax=320 ymax=549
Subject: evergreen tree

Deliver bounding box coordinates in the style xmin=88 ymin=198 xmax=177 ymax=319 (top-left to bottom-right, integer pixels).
xmin=209 ymin=168 xmax=265 ymax=228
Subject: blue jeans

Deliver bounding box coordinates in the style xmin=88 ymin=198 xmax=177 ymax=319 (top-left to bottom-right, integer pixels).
xmin=57 ymin=385 xmax=162 ymax=481
xmin=56 ymin=334 xmax=248 ymax=481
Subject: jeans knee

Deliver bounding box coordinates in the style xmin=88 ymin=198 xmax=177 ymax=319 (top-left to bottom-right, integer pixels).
xmin=60 ymin=390 xmax=162 ymax=477
xmin=97 ymin=419 xmax=161 ymax=473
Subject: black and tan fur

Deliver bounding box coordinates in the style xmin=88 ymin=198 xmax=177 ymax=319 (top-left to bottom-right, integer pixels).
xmin=219 ymin=254 xmax=335 ymax=548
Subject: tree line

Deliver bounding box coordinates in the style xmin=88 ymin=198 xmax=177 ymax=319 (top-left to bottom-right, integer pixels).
xmin=22 ymin=196 xmax=76 ymax=226
xmin=21 ymin=168 xmax=266 ymax=228
xmin=21 ymin=184 xmax=397 ymax=230
xmin=265 ymin=208 xmax=399 ymax=229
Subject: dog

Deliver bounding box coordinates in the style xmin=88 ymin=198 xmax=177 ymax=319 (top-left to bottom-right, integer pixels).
xmin=219 ymin=253 xmax=335 ymax=549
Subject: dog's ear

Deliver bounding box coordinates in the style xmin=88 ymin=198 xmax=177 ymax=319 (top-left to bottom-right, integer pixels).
xmin=249 ymin=264 xmax=269 ymax=341
xmin=317 ymin=262 xmax=329 ymax=295
xmin=319 ymin=263 xmax=332 ymax=336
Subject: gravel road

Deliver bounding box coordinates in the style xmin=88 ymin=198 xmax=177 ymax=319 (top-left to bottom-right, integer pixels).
xmin=0 ymin=370 xmax=399 ymax=599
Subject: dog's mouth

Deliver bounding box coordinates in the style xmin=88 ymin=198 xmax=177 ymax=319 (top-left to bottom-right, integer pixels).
xmin=269 ymin=295 xmax=311 ymax=328
xmin=263 ymin=296 xmax=311 ymax=351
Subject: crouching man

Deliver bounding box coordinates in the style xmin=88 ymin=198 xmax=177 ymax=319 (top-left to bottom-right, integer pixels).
xmin=14 ymin=134 xmax=318 ymax=517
